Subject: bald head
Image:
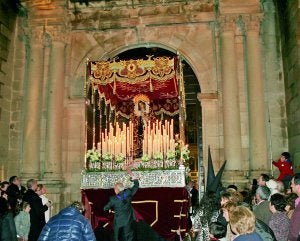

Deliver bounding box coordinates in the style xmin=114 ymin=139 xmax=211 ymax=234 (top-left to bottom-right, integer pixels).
xmin=114 ymin=182 xmax=124 ymax=194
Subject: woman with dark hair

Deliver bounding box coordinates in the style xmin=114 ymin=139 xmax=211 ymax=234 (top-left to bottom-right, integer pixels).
xmin=0 ymin=197 xmax=17 ymax=241
xmin=269 ymin=193 xmax=290 ymax=241
xmin=285 ymin=192 xmax=298 ymax=219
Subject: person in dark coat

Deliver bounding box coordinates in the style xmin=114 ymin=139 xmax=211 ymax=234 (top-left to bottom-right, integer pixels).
xmin=103 ymin=167 xmax=139 ymax=241
xmin=22 ymin=179 xmax=51 ymax=241
xmin=6 ymin=176 xmax=26 ymax=215
xmin=38 ymin=201 xmax=96 ymax=241
xmin=0 ymin=197 xmax=17 ymax=241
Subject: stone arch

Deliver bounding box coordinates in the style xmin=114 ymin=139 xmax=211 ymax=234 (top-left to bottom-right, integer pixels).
xmin=69 ymin=30 xmax=216 ymax=98
xmin=67 ymin=29 xmax=219 ymax=178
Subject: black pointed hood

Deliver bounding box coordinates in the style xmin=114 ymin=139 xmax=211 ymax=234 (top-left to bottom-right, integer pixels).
xmin=206 ymin=146 xmax=215 ymax=190
xmin=207 ymin=160 xmax=227 ymax=193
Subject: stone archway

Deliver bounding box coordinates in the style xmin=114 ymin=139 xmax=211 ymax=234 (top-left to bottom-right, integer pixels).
xmin=66 ymin=32 xmax=219 ymax=200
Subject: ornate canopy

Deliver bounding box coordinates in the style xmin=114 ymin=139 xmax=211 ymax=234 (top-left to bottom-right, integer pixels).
xmin=87 ymin=56 xmax=179 ymax=118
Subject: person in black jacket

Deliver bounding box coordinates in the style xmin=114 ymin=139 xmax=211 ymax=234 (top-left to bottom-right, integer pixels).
xmin=0 ymin=197 xmax=17 ymax=241
xmin=6 ymin=176 xmax=26 ymax=215
xmin=23 ymin=179 xmax=51 ymax=241
xmin=103 ymin=167 xmax=139 ymax=241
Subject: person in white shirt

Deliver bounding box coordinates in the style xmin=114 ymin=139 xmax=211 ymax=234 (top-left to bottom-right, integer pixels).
xmin=36 ymin=184 xmax=51 ymax=223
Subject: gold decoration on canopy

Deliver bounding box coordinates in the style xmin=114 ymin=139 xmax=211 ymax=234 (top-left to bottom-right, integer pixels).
xmin=90 ymin=56 xmax=176 ymax=85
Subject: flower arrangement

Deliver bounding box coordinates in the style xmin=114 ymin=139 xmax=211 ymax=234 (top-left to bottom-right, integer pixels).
xmin=181 ymin=144 xmax=190 ymax=162
xmin=102 ymin=153 xmax=112 ymax=162
xmin=153 ymin=152 xmax=163 ymax=161
xmin=86 ymin=149 xmax=100 ymax=163
xmin=141 ymin=154 xmax=151 ymax=162
xmin=166 ymin=150 xmax=176 ymax=160
xmin=115 ymin=153 xmax=125 ymax=163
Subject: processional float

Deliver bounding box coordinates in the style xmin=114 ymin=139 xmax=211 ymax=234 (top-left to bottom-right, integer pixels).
xmin=84 ymin=55 xmax=189 ymax=172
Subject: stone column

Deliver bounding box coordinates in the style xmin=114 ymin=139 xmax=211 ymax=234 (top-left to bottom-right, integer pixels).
xmin=197 ymin=92 xmax=220 ymax=164
xmin=219 ymin=16 xmax=243 ymax=171
xmin=245 ymin=15 xmax=269 ymax=171
xmin=22 ymin=28 xmax=44 ymax=179
xmin=44 ymin=28 xmax=66 ymax=180
xmin=261 ymin=0 xmax=288 ymax=171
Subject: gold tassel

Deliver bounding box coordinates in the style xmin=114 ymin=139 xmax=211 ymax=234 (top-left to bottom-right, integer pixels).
xmin=149 ymin=78 xmax=153 ymax=92
xmin=113 ymin=77 xmax=116 ymax=95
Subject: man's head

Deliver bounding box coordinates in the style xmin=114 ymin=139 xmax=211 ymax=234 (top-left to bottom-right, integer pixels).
xmin=255 ymin=186 xmax=270 ymax=202
xmin=290 ymin=173 xmax=300 ymax=197
xmin=70 ymin=201 xmax=85 ymax=213
xmin=114 ymin=182 xmax=124 ymax=195
xmin=9 ymin=176 xmax=21 ymax=186
xmin=257 ymin=173 xmax=270 ymax=186
xmin=27 ymin=179 xmax=38 ymax=191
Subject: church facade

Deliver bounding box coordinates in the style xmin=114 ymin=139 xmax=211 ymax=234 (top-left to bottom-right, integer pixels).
xmin=0 ymin=0 xmax=299 ymax=212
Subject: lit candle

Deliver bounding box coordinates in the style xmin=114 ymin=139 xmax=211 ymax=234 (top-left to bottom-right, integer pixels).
xmin=170 ymin=119 xmax=174 ymax=139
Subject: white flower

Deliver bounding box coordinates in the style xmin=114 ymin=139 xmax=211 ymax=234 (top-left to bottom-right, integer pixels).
xmin=141 ymin=154 xmax=150 ymax=162
xmin=115 ymin=153 xmax=125 ymax=163
xmin=86 ymin=149 xmax=100 ymax=162
xmin=153 ymin=152 xmax=163 ymax=160
xmin=181 ymin=145 xmax=190 ymax=161
xmin=166 ymin=150 xmax=176 ymax=160
xmin=102 ymin=153 xmax=112 ymax=162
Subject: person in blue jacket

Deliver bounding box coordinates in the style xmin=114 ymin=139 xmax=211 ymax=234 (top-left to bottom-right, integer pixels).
xmin=38 ymin=201 xmax=96 ymax=241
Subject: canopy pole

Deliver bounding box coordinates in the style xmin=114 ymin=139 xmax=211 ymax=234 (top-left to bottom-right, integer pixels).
xmin=177 ymin=53 xmax=186 ymax=145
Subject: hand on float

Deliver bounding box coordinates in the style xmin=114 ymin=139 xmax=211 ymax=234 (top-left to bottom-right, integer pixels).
xmin=125 ymin=165 xmax=138 ymax=180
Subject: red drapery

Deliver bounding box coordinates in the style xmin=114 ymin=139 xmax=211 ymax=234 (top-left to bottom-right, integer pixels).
xmin=82 ymin=187 xmax=189 ymax=241
xmin=88 ymin=57 xmax=179 ymax=118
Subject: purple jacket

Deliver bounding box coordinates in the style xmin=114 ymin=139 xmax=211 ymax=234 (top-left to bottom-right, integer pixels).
xmin=288 ymin=202 xmax=300 ymax=241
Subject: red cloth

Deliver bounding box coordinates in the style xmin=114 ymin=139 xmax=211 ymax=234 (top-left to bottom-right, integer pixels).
xmin=272 ymin=159 xmax=294 ymax=181
xmin=82 ymin=187 xmax=189 ymax=241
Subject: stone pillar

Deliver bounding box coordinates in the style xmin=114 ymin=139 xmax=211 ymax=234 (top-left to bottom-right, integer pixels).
xmin=22 ymin=28 xmax=44 ymax=179
xmin=219 ymin=16 xmax=243 ymax=171
xmin=197 ymin=92 xmax=220 ymax=164
xmin=245 ymin=15 xmax=269 ymax=171
xmin=261 ymin=0 xmax=288 ymax=174
xmin=44 ymin=28 xmax=66 ymax=180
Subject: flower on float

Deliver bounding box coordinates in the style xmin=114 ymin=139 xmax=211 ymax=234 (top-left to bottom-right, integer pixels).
xmin=181 ymin=144 xmax=190 ymax=161
xmin=102 ymin=153 xmax=112 ymax=162
xmin=86 ymin=149 xmax=100 ymax=163
xmin=166 ymin=150 xmax=176 ymax=160
xmin=141 ymin=154 xmax=150 ymax=162
xmin=153 ymin=152 xmax=163 ymax=161
xmin=115 ymin=153 xmax=125 ymax=163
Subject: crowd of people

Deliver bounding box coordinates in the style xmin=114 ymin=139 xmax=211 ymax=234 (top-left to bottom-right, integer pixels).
xmin=0 ymin=151 xmax=299 ymax=241
xmin=0 ymin=176 xmax=96 ymax=241
xmin=189 ymin=168 xmax=300 ymax=241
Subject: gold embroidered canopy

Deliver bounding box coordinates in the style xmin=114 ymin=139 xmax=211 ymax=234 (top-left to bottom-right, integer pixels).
xmin=87 ymin=56 xmax=179 ymax=118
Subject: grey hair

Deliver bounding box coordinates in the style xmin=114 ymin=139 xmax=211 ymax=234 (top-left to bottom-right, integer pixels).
xmin=115 ymin=182 xmax=124 ymax=192
xmin=26 ymin=179 xmax=37 ymax=189
xmin=256 ymin=186 xmax=270 ymax=200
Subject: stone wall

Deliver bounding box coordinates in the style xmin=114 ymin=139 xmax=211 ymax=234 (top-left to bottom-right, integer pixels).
xmin=0 ymin=0 xmax=297 ymax=215
xmin=0 ymin=0 xmax=20 ymax=180
xmin=276 ymin=0 xmax=300 ymax=171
